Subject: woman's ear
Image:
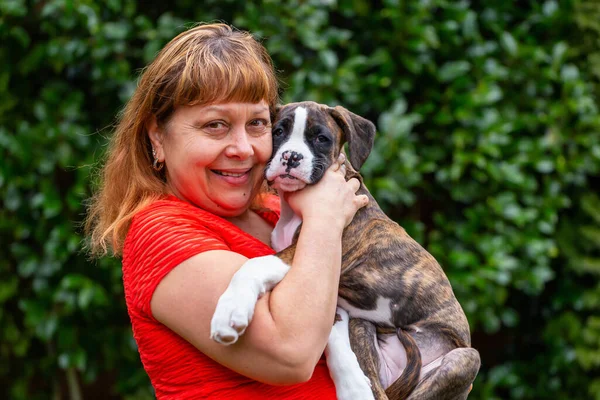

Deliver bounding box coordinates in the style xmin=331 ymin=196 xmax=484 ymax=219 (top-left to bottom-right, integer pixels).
xmin=147 ymin=116 xmax=164 ymax=161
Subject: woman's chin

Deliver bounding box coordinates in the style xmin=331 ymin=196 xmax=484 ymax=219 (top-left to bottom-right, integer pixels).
xmin=212 ymin=195 xmax=254 ymax=215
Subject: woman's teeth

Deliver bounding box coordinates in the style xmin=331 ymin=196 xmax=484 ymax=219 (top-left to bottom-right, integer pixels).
xmin=214 ymin=170 xmax=247 ymax=177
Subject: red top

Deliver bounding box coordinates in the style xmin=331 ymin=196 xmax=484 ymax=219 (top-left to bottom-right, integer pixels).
xmin=122 ymin=195 xmax=337 ymax=399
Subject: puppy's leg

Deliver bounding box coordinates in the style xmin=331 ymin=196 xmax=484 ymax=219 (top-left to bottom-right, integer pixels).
xmin=406 ymin=347 xmax=480 ymax=400
xmin=348 ymin=319 xmax=388 ymax=400
xmin=210 ymin=254 xmax=290 ymax=345
xmin=326 ymin=308 xmax=375 ymax=400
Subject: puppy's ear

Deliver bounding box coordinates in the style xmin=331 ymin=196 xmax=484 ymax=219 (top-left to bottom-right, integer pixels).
xmin=330 ymin=106 xmax=376 ymax=170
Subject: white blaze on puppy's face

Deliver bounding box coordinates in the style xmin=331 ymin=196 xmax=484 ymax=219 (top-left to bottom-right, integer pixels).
xmin=266 ymin=106 xmax=315 ymax=192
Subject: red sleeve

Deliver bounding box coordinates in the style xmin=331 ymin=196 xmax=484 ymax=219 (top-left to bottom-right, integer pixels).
xmin=122 ymin=199 xmax=230 ymax=318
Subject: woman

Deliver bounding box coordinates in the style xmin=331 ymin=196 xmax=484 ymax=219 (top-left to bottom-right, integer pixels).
xmin=86 ymin=23 xmax=368 ymax=399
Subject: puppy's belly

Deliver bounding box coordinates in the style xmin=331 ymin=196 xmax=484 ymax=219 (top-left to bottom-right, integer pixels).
xmin=337 ymin=296 xmax=448 ymax=388
xmin=375 ymin=333 xmax=407 ymax=388
xmin=374 ymin=334 xmax=446 ymax=389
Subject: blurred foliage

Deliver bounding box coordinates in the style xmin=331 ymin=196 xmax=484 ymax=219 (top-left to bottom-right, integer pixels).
xmin=1 ymin=0 xmax=599 ymax=399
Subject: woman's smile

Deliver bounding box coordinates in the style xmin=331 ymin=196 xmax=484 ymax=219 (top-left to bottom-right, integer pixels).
xmin=211 ymin=167 xmax=253 ymax=185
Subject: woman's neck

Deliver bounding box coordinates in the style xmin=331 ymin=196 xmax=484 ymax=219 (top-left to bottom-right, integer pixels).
xmin=224 ymin=209 xmax=253 ymax=228
xmin=225 ymin=210 xmax=273 ymax=246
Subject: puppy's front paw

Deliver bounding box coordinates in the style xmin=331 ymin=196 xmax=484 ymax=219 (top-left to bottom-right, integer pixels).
xmin=210 ymin=287 xmax=256 ymax=345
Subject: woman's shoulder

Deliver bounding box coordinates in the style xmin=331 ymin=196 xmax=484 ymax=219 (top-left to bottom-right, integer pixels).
xmin=124 ymin=195 xmax=230 ymax=262
xmin=129 ymin=195 xmax=225 ymax=233
xmin=134 ymin=194 xmax=208 ymax=219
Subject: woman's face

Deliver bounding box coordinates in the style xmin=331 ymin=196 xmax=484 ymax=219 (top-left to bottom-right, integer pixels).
xmin=149 ymin=101 xmax=272 ymax=217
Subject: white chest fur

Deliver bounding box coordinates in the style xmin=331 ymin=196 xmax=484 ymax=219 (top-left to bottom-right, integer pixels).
xmin=271 ymin=197 xmax=303 ymax=252
xmin=337 ymin=296 xmax=394 ymax=326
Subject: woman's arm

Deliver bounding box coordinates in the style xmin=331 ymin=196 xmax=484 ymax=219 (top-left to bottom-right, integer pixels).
xmin=151 ymin=161 xmax=368 ymax=385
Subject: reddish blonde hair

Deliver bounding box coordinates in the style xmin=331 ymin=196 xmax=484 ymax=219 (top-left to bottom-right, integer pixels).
xmin=85 ymin=23 xmax=279 ymax=256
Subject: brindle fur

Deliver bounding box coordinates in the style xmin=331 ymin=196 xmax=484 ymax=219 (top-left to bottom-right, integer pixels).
xmin=340 ymin=168 xmax=479 ymax=399
xmin=273 ymin=102 xmax=480 ymax=399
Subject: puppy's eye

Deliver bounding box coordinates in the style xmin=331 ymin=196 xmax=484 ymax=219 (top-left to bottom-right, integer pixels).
xmin=316 ymin=134 xmax=329 ymax=143
xmin=273 ymin=127 xmax=284 ymax=137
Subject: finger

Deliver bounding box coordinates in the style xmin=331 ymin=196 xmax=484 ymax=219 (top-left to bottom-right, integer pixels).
xmin=332 ymin=153 xmax=346 ymax=172
xmin=356 ymin=194 xmax=369 ymax=208
xmin=348 ymin=177 xmax=361 ymax=192
xmin=338 ymin=162 xmax=346 ymax=176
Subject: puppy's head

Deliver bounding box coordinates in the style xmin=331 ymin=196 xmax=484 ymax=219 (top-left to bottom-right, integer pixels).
xmin=265 ymin=101 xmax=376 ymax=192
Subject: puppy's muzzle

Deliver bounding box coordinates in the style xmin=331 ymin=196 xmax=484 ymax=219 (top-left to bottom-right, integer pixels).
xmin=281 ymin=150 xmax=304 ymax=172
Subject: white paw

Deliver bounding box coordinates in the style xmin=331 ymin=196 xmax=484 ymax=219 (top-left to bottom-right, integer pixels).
xmin=336 ymin=373 xmax=374 ymax=400
xmin=210 ymin=287 xmax=256 ymax=345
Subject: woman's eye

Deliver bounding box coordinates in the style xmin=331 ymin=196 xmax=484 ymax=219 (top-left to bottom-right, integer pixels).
xmin=248 ymin=119 xmax=269 ymax=135
xmin=249 ymin=119 xmax=267 ymax=127
xmin=204 ymin=121 xmax=228 ymax=130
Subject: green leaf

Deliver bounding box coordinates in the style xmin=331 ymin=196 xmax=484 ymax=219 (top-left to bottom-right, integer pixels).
xmin=438 ymin=61 xmax=471 ymax=82
xmin=500 ymin=32 xmax=518 ymax=56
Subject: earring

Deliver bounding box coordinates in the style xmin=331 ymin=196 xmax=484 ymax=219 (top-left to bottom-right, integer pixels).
xmin=152 ymin=148 xmax=164 ymax=171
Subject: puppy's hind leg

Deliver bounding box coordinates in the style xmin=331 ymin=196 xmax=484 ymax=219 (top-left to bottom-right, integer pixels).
xmin=326 ymin=309 xmax=375 ymax=400
xmin=348 ymin=319 xmax=388 ymax=400
xmin=407 ymin=347 xmax=480 ymax=400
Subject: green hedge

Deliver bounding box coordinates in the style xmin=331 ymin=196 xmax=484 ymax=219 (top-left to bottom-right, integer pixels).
xmin=1 ymin=0 xmax=599 ymax=399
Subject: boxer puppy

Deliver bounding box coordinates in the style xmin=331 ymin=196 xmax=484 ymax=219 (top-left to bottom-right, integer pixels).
xmin=210 ymin=101 xmax=480 ymax=400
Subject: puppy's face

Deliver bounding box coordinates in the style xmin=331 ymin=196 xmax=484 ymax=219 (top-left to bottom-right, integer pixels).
xmin=265 ymin=102 xmax=343 ymax=192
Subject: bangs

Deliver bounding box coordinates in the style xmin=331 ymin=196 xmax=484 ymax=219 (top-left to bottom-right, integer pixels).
xmin=172 ymin=37 xmax=278 ymax=111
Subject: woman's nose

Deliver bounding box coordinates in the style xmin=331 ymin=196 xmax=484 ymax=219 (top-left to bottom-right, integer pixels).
xmin=225 ymin=127 xmax=254 ymax=159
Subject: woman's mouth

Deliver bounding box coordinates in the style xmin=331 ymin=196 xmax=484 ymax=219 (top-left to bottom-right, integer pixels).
xmin=211 ymin=168 xmax=252 ymax=184
xmin=212 ymin=169 xmax=250 ymax=177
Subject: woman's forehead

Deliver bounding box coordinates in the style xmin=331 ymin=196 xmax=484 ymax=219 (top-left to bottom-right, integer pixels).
xmin=202 ymin=101 xmax=269 ymax=112
xmin=178 ymin=101 xmax=270 ymax=115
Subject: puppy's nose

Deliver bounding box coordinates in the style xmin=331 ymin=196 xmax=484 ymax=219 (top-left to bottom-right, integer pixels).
xmin=281 ymin=151 xmax=304 ymax=170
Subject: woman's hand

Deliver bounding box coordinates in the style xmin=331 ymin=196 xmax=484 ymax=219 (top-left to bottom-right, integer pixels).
xmin=284 ymin=154 xmax=369 ymax=229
